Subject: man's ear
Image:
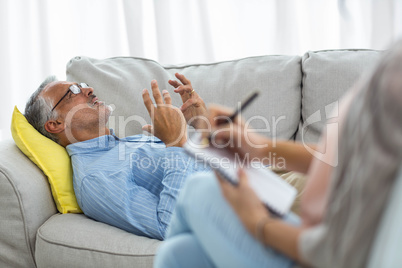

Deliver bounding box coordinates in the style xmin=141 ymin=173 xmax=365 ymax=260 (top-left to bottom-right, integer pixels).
xmin=45 ymin=119 xmax=65 ymax=134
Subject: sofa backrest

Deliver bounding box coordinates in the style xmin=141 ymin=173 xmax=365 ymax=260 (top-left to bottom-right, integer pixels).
xmin=297 ymin=49 xmax=381 ymax=143
xmin=66 ymin=50 xmax=381 ymax=144
xmin=66 ymin=55 xmax=302 ymax=141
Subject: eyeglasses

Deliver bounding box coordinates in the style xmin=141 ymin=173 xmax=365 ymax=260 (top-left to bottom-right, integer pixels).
xmin=51 ymin=83 xmax=89 ymax=111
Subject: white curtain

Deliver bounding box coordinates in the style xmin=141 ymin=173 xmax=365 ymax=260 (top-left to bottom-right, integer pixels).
xmin=1 ymin=0 xmax=401 ymax=141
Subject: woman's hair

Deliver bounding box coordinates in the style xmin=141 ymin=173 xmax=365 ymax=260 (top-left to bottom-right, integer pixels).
xmin=312 ymin=41 xmax=402 ymax=267
xmin=24 ymin=76 xmax=60 ymax=143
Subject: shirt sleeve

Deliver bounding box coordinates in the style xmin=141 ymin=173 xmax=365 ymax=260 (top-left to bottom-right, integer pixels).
xmin=156 ymin=147 xmax=198 ymax=238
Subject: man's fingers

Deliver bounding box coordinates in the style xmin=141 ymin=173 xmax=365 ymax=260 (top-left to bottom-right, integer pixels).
xmin=142 ymin=88 xmax=154 ymax=115
xmin=151 ymin=80 xmax=163 ymax=105
xmin=162 ymin=90 xmax=172 ymax=105
xmin=180 ymin=98 xmax=195 ymax=112
xmin=142 ymin=124 xmax=153 ymax=134
xmin=168 ymin=79 xmax=181 ymax=88
xmin=175 ymin=73 xmax=191 ymax=85
xmin=174 ymin=85 xmax=193 ymax=95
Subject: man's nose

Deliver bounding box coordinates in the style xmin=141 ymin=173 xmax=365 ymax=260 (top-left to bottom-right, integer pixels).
xmin=81 ymin=86 xmax=94 ymax=97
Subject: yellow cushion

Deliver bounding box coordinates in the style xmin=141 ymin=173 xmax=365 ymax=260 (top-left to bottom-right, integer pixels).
xmin=11 ymin=106 xmax=82 ymax=213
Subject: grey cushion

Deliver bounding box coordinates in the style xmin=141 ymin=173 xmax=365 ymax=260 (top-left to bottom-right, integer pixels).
xmin=0 ymin=140 xmax=57 ymax=268
xmin=296 ymin=49 xmax=382 ymax=143
xmin=35 ymin=214 xmax=161 ymax=268
xmin=66 ymin=56 xmax=302 ymax=140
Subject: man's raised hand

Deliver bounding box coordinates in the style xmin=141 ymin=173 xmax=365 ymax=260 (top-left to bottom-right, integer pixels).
xmin=169 ymin=73 xmax=207 ymax=129
xmin=142 ymin=80 xmax=187 ymax=147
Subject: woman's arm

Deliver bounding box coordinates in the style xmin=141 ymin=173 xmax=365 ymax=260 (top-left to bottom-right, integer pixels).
xmin=268 ymin=140 xmax=316 ymax=174
xmin=207 ymin=104 xmax=316 ymax=174
xmin=260 ymin=218 xmax=304 ymax=262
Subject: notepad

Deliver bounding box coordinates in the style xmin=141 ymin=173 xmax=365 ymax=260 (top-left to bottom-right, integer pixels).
xmin=184 ymin=132 xmax=297 ymax=217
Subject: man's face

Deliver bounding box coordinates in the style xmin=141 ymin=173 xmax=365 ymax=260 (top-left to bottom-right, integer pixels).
xmin=42 ymin=81 xmax=112 ymax=139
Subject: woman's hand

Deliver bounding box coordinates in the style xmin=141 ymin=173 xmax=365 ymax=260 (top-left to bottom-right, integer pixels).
xmin=217 ymin=169 xmax=271 ymax=240
xmin=142 ymin=80 xmax=187 ymax=147
xmin=169 ymin=73 xmax=208 ymax=129
xmin=206 ymin=104 xmax=273 ymax=165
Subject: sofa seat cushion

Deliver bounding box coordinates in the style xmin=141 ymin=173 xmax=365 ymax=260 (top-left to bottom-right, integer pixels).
xmin=35 ymin=214 xmax=161 ymax=268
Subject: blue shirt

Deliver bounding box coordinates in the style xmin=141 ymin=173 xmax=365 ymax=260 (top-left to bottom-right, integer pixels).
xmin=67 ymin=131 xmax=208 ymax=240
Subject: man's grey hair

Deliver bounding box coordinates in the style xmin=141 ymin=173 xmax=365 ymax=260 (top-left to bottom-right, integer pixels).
xmin=25 ymin=76 xmax=60 ymax=143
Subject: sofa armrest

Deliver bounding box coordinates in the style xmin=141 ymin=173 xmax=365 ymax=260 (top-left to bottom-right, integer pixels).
xmin=0 ymin=139 xmax=57 ymax=267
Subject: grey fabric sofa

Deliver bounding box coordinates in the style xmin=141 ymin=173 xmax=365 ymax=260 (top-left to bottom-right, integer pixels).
xmin=2 ymin=49 xmax=395 ymax=267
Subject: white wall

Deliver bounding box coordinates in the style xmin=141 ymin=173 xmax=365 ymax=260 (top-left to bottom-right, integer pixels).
xmin=1 ymin=0 xmax=401 ymax=141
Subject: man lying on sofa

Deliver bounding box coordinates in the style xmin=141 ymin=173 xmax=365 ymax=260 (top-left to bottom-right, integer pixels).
xmin=24 ymin=73 xmax=208 ymax=240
